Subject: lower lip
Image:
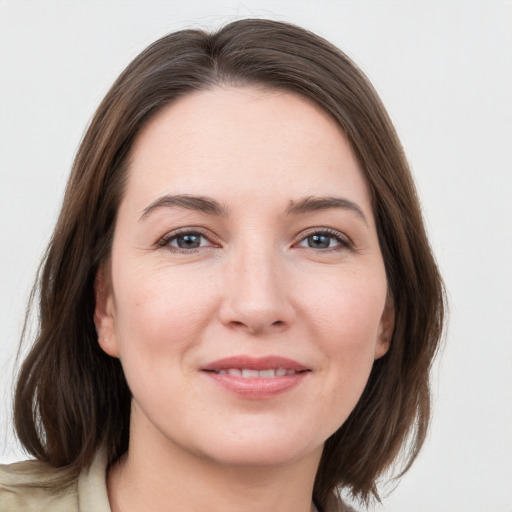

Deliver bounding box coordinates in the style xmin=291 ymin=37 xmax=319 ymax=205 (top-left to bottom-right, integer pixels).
xmin=202 ymin=371 xmax=308 ymax=399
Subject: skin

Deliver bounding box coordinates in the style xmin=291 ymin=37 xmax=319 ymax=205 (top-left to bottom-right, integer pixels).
xmin=95 ymin=86 xmax=393 ymax=512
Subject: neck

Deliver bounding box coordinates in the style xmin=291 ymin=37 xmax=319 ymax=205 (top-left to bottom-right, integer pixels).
xmin=107 ymin=411 xmax=322 ymax=512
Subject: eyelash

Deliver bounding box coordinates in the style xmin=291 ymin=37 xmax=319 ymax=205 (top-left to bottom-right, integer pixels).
xmin=156 ymin=228 xmax=215 ymax=254
xmin=156 ymin=227 xmax=352 ymax=254
xmin=294 ymin=228 xmax=351 ymax=251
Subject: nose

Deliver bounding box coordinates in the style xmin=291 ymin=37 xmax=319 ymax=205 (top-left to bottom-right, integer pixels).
xmin=218 ymin=247 xmax=296 ymax=335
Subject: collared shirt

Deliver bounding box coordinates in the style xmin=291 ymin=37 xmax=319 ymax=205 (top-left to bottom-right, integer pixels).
xmin=0 ymin=452 xmax=110 ymax=512
xmin=0 ymin=453 xmax=356 ymax=512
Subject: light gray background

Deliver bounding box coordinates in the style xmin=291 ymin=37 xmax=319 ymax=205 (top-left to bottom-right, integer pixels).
xmin=1 ymin=1 xmax=511 ymax=510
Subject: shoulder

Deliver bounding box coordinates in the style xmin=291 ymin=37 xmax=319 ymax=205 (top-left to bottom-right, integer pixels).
xmin=0 ymin=460 xmax=78 ymax=512
xmin=0 ymin=451 xmax=110 ymax=512
xmin=323 ymin=497 xmax=359 ymax=512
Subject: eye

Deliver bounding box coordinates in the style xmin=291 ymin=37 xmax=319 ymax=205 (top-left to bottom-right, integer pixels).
xmin=296 ymin=230 xmax=349 ymax=250
xmin=157 ymin=230 xmax=215 ymax=252
xmin=173 ymin=233 xmax=207 ymax=249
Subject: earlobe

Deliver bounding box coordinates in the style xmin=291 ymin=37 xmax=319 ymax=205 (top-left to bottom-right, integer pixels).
xmin=94 ymin=265 xmax=120 ymax=358
xmin=375 ymin=295 xmax=395 ymax=360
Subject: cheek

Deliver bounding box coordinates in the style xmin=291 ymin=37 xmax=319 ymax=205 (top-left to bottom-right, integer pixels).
xmin=110 ymin=268 xmax=221 ymax=419
xmin=112 ymin=264 xmax=219 ymax=365
xmin=301 ymin=271 xmax=386 ymax=411
xmin=304 ymin=270 xmax=386 ymax=346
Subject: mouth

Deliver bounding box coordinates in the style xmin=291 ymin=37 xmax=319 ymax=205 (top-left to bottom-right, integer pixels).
xmin=209 ymin=368 xmax=301 ymax=378
xmin=201 ymin=356 xmax=310 ymax=399
xmin=201 ymin=355 xmax=309 ymax=374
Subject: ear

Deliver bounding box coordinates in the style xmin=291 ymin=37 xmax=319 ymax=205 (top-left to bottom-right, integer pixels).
xmin=375 ymin=295 xmax=395 ymax=360
xmin=94 ymin=264 xmax=120 ymax=358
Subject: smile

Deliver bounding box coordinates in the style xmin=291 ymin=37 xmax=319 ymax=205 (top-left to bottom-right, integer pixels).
xmin=212 ymin=368 xmax=298 ymax=378
xmin=201 ymin=356 xmax=310 ymax=399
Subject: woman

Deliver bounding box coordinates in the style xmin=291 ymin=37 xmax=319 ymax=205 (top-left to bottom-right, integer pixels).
xmin=0 ymin=19 xmax=444 ymax=512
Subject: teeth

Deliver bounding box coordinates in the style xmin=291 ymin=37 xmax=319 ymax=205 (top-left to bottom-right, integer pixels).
xmin=241 ymin=369 xmax=259 ymax=378
xmin=216 ymin=368 xmax=296 ymax=378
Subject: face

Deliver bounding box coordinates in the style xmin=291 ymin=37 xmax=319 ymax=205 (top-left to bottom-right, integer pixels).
xmin=95 ymin=86 xmax=393 ymax=469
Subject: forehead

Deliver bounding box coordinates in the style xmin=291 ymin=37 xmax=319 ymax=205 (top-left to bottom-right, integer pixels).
xmin=124 ymin=86 xmax=372 ymax=216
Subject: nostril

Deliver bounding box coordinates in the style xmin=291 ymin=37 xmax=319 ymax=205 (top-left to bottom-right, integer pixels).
xmin=226 ymin=318 xmax=287 ymax=334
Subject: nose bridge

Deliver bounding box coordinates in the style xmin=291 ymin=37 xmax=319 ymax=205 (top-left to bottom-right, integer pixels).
xmin=220 ymin=239 xmax=293 ymax=333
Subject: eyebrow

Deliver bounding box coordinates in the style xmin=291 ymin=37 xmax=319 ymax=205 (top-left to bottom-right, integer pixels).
xmin=138 ymin=193 xmax=368 ymax=225
xmin=139 ymin=194 xmax=228 ymax=220
xmin=285 ymin=196 xmax=368 ymax=225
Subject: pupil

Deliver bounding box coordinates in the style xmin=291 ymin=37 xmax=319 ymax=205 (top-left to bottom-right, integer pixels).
xmin=308 ymin=234 xmax=330 ymax=248
xmin=177 ymin=234 xmax=200 ymax=249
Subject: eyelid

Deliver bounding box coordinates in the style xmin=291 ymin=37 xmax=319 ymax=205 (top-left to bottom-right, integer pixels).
xmin=155 ymin=227 xmax=219 ymax=251
xmin=292 ymin=227 xmax=352 ymax=250
xmin=154 ymin=226 xmax=352 ymax=252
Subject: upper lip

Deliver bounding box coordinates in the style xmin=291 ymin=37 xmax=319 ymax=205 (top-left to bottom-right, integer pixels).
xmin=201 ymin=355 xmax=309 ymax=372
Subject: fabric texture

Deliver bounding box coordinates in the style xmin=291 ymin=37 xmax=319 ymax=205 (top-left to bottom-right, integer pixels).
xmin=0 ymin=452 xmax=357 ymax=512
xmin=0 ymin=452 xmax=110 ymax=512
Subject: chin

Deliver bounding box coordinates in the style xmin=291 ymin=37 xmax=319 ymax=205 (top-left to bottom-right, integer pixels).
xmin=207 ymin=441 xmax=320 ymax=468
xmin=186 ymin=423 xmax=327 ymax=469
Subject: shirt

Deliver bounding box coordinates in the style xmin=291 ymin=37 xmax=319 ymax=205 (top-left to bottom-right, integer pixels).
xmin=0 ymin=452 xmax=356 ymax=512
xmin=0 ymin=451 xmax=110 ymax=512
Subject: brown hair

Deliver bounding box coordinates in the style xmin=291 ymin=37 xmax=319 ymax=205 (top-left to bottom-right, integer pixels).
xmin=14 ymin=18 xmax=445 ymax=508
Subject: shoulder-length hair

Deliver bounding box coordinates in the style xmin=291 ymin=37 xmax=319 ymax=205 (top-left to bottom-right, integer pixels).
xmin=14 ymin=18 xmax=445 ymax=509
